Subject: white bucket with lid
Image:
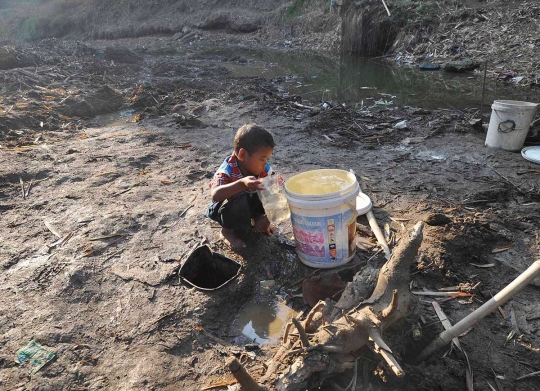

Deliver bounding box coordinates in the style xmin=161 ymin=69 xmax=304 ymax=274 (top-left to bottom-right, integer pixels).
xmin=284 ymin=169 xmax=359 ymax=268
xmin=485 ymin=100 xmax=538 ymax=151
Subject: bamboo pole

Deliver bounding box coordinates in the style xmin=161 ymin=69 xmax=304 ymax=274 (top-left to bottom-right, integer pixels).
xmin=417 ymin=260 xmax=540 ymax=363
xmin=366 ymin=210 xmax=391 ymax=260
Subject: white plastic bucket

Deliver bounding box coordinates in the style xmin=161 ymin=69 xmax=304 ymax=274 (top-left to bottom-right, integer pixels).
xmin=284 ymin=169 xmax=359 ymax=268
xmin=485 ymin=100 xmax=538 ymax=151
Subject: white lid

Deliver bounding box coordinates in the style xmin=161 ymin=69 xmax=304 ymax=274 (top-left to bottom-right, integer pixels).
xmin=356 ymin=193 xmax=372 ymax=215
xmin=522 ymin=146 xmax=540 ymax=164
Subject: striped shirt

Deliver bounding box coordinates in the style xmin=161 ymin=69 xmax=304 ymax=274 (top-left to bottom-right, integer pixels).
xmin=209 ymin=154 xmax=273 ymax=203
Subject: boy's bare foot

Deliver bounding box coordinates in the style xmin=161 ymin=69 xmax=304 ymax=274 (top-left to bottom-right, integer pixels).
xmin=220 ymin=228 xmax=246 ymax=249
xmin=254 ymin=215 xmax=276 ymax=236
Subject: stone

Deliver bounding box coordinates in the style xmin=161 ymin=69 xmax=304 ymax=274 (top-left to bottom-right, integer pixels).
xmin=444 ymin=59 xmax=481 ymax=73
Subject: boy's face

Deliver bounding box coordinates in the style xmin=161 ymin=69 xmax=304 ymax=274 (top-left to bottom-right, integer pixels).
xmin=237 ymin=146 xmax=273 ymax=176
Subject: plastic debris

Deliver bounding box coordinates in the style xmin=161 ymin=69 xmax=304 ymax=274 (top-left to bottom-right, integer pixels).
xmin=16 ymin=340 xmax=55 ymax=374
xmin=394 ymin=120 xmax=408 ymax=129
xmin=375 ymin=99 xmax=393 ymax=106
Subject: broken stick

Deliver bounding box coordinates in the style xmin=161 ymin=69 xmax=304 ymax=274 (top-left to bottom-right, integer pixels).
xmin=226 ymin=357 xmax=266 ymax=391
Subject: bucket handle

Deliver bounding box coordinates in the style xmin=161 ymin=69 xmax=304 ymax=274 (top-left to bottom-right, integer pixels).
xmin=344 ymin=200 xmax=359 ymax=226
xmin=497 ymin=120 xmax=516 ymax=133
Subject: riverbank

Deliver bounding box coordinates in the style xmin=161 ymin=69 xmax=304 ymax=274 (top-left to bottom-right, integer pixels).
xmin=1 ymin=35 xmax=540 ymax=390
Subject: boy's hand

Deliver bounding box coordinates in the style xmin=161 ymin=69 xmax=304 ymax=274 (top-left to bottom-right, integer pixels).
xmin=242 ymin=176 xmax=264 ymax=191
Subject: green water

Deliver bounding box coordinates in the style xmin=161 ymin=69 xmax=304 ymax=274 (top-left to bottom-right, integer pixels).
xmin=193 ymin=47 xmax=536 ymax=110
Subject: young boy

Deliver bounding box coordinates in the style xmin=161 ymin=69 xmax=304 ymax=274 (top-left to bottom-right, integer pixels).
xmin=207 ymin=124 xmax=277 ymax=249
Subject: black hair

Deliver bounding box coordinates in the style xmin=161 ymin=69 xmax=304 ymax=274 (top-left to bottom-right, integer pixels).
xmin=233 ymin=123 xmax=275 ymax=154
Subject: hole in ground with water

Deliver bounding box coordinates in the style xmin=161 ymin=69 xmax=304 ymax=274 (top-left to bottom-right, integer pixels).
xmin=230 ymin=288 xmax=297 ymax=346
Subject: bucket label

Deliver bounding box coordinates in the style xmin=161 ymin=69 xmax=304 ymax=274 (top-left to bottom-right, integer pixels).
xmin=291 ymin=210 xmax=355 ymax=265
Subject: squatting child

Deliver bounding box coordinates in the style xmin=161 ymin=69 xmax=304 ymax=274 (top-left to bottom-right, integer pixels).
xmin=206 ymin=124 xmax=278 ymax=249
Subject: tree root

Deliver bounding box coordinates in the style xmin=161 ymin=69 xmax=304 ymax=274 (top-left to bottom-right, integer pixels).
xmin=262 ymin=222 xmax=424 ymax=390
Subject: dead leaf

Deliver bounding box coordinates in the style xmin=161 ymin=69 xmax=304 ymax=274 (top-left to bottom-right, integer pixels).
xmin=505 ymin=330 xmax=516 ymax=343
xmin=43 ymin=104 xmax=52 ymax=110
xmin=160 ymin=180 xmax=173 ymax=185
xmin=492 ymin=244 xmax=514 ymax=253
xmin=139 ymin=129 xmax=151 ymax=134
xmin=134 ymin=114 xmax=141 ymax=122
xmin=432 ymin=301 xmax=462 ymax=352
xmin=79 ymin=134 xmax=88 ymax=139
xmin=16 ymin=103 xmax=29 ymax=109
xmin=60 ymin=115 xmax=72 ymax=121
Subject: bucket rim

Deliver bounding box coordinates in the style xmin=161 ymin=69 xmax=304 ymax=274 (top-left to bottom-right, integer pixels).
xmin=284 ymin=169 xmax=358 ymax=200
xmin=492 ymin=100 xmax=539 ymax=109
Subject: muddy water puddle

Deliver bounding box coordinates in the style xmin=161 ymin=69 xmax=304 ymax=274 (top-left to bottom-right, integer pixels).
xmin=230 ymin=293 xmax=297 ymax=346
xmin=193 ymin=47 xmax=529 ymax=110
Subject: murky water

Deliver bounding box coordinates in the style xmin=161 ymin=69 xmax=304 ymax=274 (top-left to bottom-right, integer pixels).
xmin=194 ymin=47 xmax=535 ymax=110
xmin=230 ymin=297 xmax=296 ymax=345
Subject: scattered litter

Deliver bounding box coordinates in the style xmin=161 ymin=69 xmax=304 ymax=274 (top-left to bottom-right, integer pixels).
xmin=512 ymin=76 xmax=524 ymax=84
xmin=393 ymin=120 xmax=408 ymax=129
xmin=497 ymin=71 xmax=517 ymax=81
xmin=470 ymin=263 xmax=496 ymax=268
xmin=16 ymin=340 xmax=55 ymax=375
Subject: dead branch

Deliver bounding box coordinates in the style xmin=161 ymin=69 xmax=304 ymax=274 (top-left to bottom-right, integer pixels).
xmin=262 ymin=222 xmax=425 ymax=390
xmin=227 ymin=356 xmax=266 ymax=391
xmin=292 ymin=318 xmax=310 ymax=347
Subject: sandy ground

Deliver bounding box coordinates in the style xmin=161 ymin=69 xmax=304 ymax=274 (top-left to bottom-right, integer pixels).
xmin=1 ymin=36 xmax=540 ymax=390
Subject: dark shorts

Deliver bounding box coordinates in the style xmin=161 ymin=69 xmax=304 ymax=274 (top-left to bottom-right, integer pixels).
xmin=206 ymin=192 xmax=265 ymax=230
